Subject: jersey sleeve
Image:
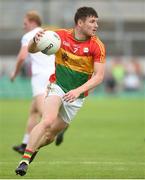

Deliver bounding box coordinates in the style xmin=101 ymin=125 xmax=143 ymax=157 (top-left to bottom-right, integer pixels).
xmin=21 ymin=34 xmax=30 ymax=47
xmin=21 ymin=30 xmax=37 ymax=47
xmin=55 ymin=29 xmax=65 ymax=36
xmin=92 ymin=38 xmax=106 ymax=63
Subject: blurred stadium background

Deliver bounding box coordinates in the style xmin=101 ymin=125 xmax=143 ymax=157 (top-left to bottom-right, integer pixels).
xmin=0 ymin=0 xmax=144 ymax=179
xmin=0 ymin=0 xmax=145 ymax=97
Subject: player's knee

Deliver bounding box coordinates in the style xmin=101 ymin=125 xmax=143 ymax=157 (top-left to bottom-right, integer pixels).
xmin=41 ymin=116 xmax=57 ymax=129
xmin=41 ymin=121 xmax=51 ymax=130
xmin=46 ymin=136 xmax=55 ymax=144
xmin=45 ymin=131 xmax=55 ymax=143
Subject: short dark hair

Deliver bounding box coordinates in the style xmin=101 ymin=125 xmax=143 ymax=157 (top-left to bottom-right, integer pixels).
xmin=74 ymin=7 xmax=98 ymax=24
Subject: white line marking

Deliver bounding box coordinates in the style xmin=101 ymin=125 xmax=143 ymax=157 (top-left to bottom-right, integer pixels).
xmin=0 ymin=161 xmax=144 ymax=165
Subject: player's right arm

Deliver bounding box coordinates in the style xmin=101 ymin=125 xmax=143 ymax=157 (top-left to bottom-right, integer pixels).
xmin=10 ymin=46 xmax=28 ymax=81
xmin=28 ymin=30 xmax=44 ymax=53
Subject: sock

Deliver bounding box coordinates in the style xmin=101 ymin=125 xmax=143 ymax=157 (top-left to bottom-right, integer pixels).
xmin=22 ymin=134 xmax=29 ymax=144
xmin=20 ymin=149 xmax=34 ymax=165
xmin=29 ymin=150 xmax=39 ymax=164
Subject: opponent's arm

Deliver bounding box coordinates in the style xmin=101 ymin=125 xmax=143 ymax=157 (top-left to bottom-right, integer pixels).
xmin=10 ymin=46 xmax=28 ymax=81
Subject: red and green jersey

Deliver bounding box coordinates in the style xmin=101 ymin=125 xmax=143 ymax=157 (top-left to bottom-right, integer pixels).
xmin=50 ymin=29 xmax=106 ymax=98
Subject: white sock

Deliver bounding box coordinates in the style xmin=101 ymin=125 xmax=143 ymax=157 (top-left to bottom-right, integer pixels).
xmin=22 ymin=134 xmax=29 ymax=144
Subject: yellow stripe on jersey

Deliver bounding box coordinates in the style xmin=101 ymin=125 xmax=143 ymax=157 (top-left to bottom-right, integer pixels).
xmin=92 ymin=36 xmax=106 ymax=63
xmin=56 ymin=48 xmax=94 ymax=74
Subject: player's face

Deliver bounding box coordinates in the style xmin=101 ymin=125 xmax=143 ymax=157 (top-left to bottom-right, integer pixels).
xmin=23 ymin=17 xmax=32 ymax=32
xmin=80 ymin=16 xmax=98 ymax=37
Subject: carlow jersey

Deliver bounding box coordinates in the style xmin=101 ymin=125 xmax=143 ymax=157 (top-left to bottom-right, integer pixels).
xmin=52 ymin=29 xmax=105 ymax=98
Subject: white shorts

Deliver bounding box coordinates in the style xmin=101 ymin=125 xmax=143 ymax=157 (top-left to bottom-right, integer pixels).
xmin=31 ymin=73 xmax=49 ymax=97
xmin=47 ymin=83 xmax=84 ymax=124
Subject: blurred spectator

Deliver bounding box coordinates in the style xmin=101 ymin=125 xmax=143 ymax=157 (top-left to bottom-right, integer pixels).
xmin=123 ymin=58 xmax=142 ymax=92
xmin=132 ymin=59 xmax=143 ymax=78
xmin=123 ymin=72 xmax=141 ymax=91
xmin=111 ymin=57 xmax=125 ymax=92
xmin=104 ymin=69 xmax=116 ymax=93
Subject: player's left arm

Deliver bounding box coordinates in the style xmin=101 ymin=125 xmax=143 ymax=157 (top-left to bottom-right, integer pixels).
xmin=63 ymin=62 xmax=105 ymax=102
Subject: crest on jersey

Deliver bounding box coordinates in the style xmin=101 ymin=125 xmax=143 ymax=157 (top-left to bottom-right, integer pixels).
xmin=63 ymin=41 xmax=70 ymax=47
xmin=83 ymin=47 xmax=89 ymax=53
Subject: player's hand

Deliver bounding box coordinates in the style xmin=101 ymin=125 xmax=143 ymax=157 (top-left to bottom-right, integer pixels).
xmin=10 ymin=72 xmax=16 ymax=82
xmin=63 ymin=89 xmax=81 ymax=103
xmin=33 ymin=30 xmax=45 ymax=44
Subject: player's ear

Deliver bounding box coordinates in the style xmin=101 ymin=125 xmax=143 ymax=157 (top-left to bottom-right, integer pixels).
xmin=77 ymin=19 xmax=83 ymax=27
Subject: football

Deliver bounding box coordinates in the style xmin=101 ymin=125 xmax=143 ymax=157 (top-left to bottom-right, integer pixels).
xmin=37 ymin=30 xmax=61 ymax=55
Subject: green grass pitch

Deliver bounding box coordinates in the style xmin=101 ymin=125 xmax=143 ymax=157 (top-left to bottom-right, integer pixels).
xmin=0 ymin=97 xmax=144 ymax=178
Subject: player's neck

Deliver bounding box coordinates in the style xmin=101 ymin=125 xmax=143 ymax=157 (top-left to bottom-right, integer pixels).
xmin=29 ymin=25 xmax=39 ymax=32
xmin=73 ymin=28 xmax=89 ymax=41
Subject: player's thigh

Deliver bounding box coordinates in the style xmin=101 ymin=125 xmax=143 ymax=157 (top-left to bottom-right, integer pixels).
xmin=42 ymin=95 xmax=62 ymax=124
xmin=35 ymin=94 xmax=45 ymax=115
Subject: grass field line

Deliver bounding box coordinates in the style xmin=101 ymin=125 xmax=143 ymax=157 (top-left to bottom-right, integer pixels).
xmin=0 ymin=161 xmax=144 ymax=166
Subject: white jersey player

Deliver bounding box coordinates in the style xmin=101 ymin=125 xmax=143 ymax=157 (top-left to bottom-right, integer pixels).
xmin=10 ymin=11 xmax=56 ymax=153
